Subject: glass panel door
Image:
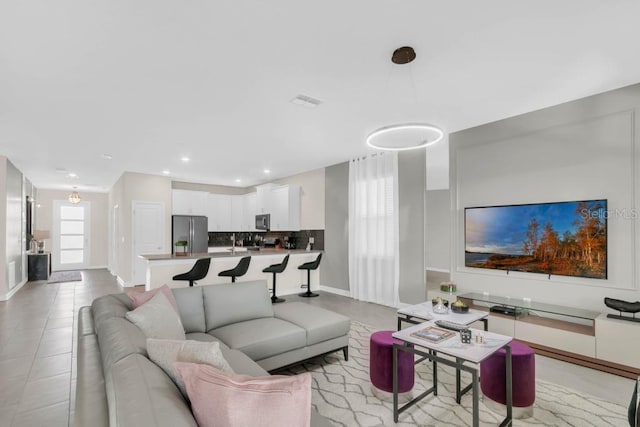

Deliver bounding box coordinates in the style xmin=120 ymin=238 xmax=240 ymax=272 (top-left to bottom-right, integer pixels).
xmin=53 ymin=201 xmax=90 ymax=271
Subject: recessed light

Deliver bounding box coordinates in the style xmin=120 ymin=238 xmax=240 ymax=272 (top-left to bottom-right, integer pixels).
xmin=162 ymin=170 xmax=171 ymax=175
xmin=235 ymin=178 xmax=242 ymax=183
xmin=263 ymin=169 xmax=271 ymax=174
xmin=101 ymin=154 xmax=113 ymax=160
xmin=181 ymin=157 xmax=190 ymax=162
xmin=68 ymin=173 xmax=78 ymax=178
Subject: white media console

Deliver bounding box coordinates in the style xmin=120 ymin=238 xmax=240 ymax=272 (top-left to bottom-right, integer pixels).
xmin=426 ymin=290 xmax=640 ymax=378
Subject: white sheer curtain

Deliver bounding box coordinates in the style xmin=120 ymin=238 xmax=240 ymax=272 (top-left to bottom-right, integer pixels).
xmin=348 ymin=152 xmax=399 ymax=307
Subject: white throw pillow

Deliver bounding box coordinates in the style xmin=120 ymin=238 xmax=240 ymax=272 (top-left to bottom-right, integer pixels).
xmin=125 ymin=291 xmax=186 ymax=340
xmin=147 ymin=338 xmax=234 ymax=398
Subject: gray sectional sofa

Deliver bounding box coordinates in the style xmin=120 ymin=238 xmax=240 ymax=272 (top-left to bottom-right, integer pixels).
xmin=75 ymin=280 xmax=350 ymax=427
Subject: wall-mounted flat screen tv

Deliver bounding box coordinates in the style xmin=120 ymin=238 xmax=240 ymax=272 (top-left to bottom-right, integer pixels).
xmin=465 ymin=199 xmax=607 ymax=279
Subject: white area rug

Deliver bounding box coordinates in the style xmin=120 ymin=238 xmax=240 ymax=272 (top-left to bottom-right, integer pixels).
xmin=282 ymin=321 xmax=627 ymax=426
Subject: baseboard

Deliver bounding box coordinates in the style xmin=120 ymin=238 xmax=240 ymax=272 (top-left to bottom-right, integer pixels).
xmin=116 ymin=276 xmax=136 ymax=288
xmin=52 ymin=265 xmax=108 ymax=272
xmin=1 ymin=279 xmax=28 ymax=301
xmin=319 ymin=286 xmax=351 ymax=297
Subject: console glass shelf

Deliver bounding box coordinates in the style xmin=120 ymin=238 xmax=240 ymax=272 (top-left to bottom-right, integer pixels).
xmin=459 ymin=292 xmax=600 ymax=335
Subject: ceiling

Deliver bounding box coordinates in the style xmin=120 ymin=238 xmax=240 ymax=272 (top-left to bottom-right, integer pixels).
xmin=2 ymin=1 xmax=640 ymax=192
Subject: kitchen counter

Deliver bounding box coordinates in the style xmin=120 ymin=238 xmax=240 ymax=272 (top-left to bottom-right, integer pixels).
xmin=139 ymin=249 xmax=323 ymax=295
xmin=141 ymin=248 xmax=321 ymax=261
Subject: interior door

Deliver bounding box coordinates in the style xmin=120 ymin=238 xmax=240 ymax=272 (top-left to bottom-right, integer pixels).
xmin=132 ymin=201 xmax=165 ymax=286
xmin=52 ymin=200 xmax=91 ymax=271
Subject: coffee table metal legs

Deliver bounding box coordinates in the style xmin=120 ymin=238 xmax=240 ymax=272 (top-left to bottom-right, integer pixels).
xmin=392 ymin=342 xmax=513 ymax=427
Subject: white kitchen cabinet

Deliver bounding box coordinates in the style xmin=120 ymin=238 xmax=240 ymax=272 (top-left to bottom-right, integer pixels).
xmin=255 ymin=184 xmax=273 ymax=214
xmin=270 ymin=186 xmax=288 ymax=231
xmin=204 ymin=185 xmax=299 ymax=232
xmin=243 ymin=192 xmax=257 ymax=231
xmin=172 ymin=190 xmax=208 ymax=215
xmin=269 ymin=184 xmax=300 ymax=231
xmin=230 ymin=195 xmax=244 ymax=232
xmin=207 ymin=193 xmax=231 ymax=231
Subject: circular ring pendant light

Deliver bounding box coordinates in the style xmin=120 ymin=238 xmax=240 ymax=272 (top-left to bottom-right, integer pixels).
xmin=366 ymin=123 xmax=444 ymax=151
xmin=367 ymin=46 xmax=444 ymax=151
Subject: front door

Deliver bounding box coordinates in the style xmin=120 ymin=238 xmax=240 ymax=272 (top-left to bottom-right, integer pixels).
xmin=52 ymin=200 xmax=91 ymax=271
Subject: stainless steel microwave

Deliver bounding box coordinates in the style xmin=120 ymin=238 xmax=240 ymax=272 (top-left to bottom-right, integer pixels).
xmin=255 ymin=214 xmax=270 ymax=230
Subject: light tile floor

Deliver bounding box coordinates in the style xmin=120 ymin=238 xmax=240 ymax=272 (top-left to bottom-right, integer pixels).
xmin=0 ymin=269 xmax=634 ymax=426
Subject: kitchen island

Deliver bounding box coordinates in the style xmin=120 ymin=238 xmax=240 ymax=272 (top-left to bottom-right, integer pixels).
xmin=139 ymin=249 xmax=323 ymax=297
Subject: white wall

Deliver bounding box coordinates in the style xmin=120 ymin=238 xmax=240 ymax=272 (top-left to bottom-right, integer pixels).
xmin=272 ymin=167 xmax=325 ymax=230
xmin=450 ymin=83 xmax=640 ymax=311
xmin=172 ymin=181 xmax=246 ymax=195
xmin=110 ymin=172 xmax=172 ymax=285
xmin=426 ymin=189 xmax=450 ymax=272
xmin=36 ymin=189 xmax=109 ymax=268
xmin=0 ymin=157 xmax=8 ymax=297
xmin=0 ymin=156 xmax=35 ymax=300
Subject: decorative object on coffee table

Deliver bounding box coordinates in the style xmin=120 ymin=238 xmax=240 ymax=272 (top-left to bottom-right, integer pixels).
xmin=460 ymin=329 xmax=472 ymax=344
xmin=432 ymin=297 xmax=449 ymax=314
xmin=451 ymin=300 xmax=469 ymax=313
xmin=604 ymin=297 xmax=640 ymax=323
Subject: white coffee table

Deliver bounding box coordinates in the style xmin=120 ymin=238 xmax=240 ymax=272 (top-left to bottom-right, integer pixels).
xmin=397 ymin=302 xmax=489 ymax=331
xmin=392 ymin=322 xmax=513 ymax=426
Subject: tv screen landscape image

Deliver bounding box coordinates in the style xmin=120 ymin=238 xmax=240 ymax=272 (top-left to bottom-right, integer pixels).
xmin=465 ymin=200 xmax=607 ymax=279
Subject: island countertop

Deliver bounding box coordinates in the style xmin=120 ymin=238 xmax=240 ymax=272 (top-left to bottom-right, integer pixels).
xmin=139 ymin=249 xmax=323 ymax=293
xmin=140 ymin=248 xmax=322 ymax=261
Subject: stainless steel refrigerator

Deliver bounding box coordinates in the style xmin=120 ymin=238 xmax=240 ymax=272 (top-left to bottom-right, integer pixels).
xmin=172 ymin=215 xmax=208 ymax=254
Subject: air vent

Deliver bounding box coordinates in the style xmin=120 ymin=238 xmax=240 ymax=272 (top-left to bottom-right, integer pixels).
xmin=290 ymin=94 xmax=322 ymax=108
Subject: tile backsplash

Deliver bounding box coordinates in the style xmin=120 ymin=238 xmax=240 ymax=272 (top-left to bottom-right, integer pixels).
xmin=208 ymin=230 xmax=324 ymax=250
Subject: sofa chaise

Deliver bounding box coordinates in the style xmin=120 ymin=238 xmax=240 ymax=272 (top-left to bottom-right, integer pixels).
xmin=75 ymin=280 xmax=351 ymax=427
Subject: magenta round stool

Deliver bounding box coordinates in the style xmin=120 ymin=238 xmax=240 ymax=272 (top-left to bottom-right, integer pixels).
xmin=480 ymin=340 xmax=535 ymax=418
xmin=369 ymin=331 xmax=414 ymax=401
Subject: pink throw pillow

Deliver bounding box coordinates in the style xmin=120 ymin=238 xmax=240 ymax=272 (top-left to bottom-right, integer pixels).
xmin=174 ymin=362 xmax=311 ymax=427
xmin=130 ymin=285 xmax=179 ymax=314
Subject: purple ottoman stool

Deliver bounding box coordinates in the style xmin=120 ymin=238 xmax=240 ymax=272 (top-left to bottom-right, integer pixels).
xmin=480 ymin=340 xmax=535 ymax=418
xmin=369 ymin=331 xmax=414 ymax=402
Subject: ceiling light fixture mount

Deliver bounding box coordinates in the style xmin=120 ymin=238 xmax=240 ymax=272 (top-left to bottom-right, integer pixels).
xmin=391 ymin=46 xmax=416 ymax=65
xmin=367 ymin=46 xmax=444 ymax=151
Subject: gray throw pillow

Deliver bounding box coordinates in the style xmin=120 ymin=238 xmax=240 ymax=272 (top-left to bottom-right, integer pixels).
xmin=125 ymin=291 xmax=186 ymax=340
xmin=147 ymin=338 xmax=234 ymax=398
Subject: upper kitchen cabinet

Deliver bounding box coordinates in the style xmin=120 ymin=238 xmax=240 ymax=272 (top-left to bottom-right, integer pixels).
xmin=242 ymin=192 xmax=257 ymax=231
xmin=269 ymin=184 xmax=301 ymax=231
xmin=230 ymin=195 xmax=244 ymax=231
xmin=207 ymin=193 xmax=231 ymax=231
xmin=255 ymin=184 xmax=272 ymax=214
xmin=172 ymin=189 xmax=208 ymax=215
